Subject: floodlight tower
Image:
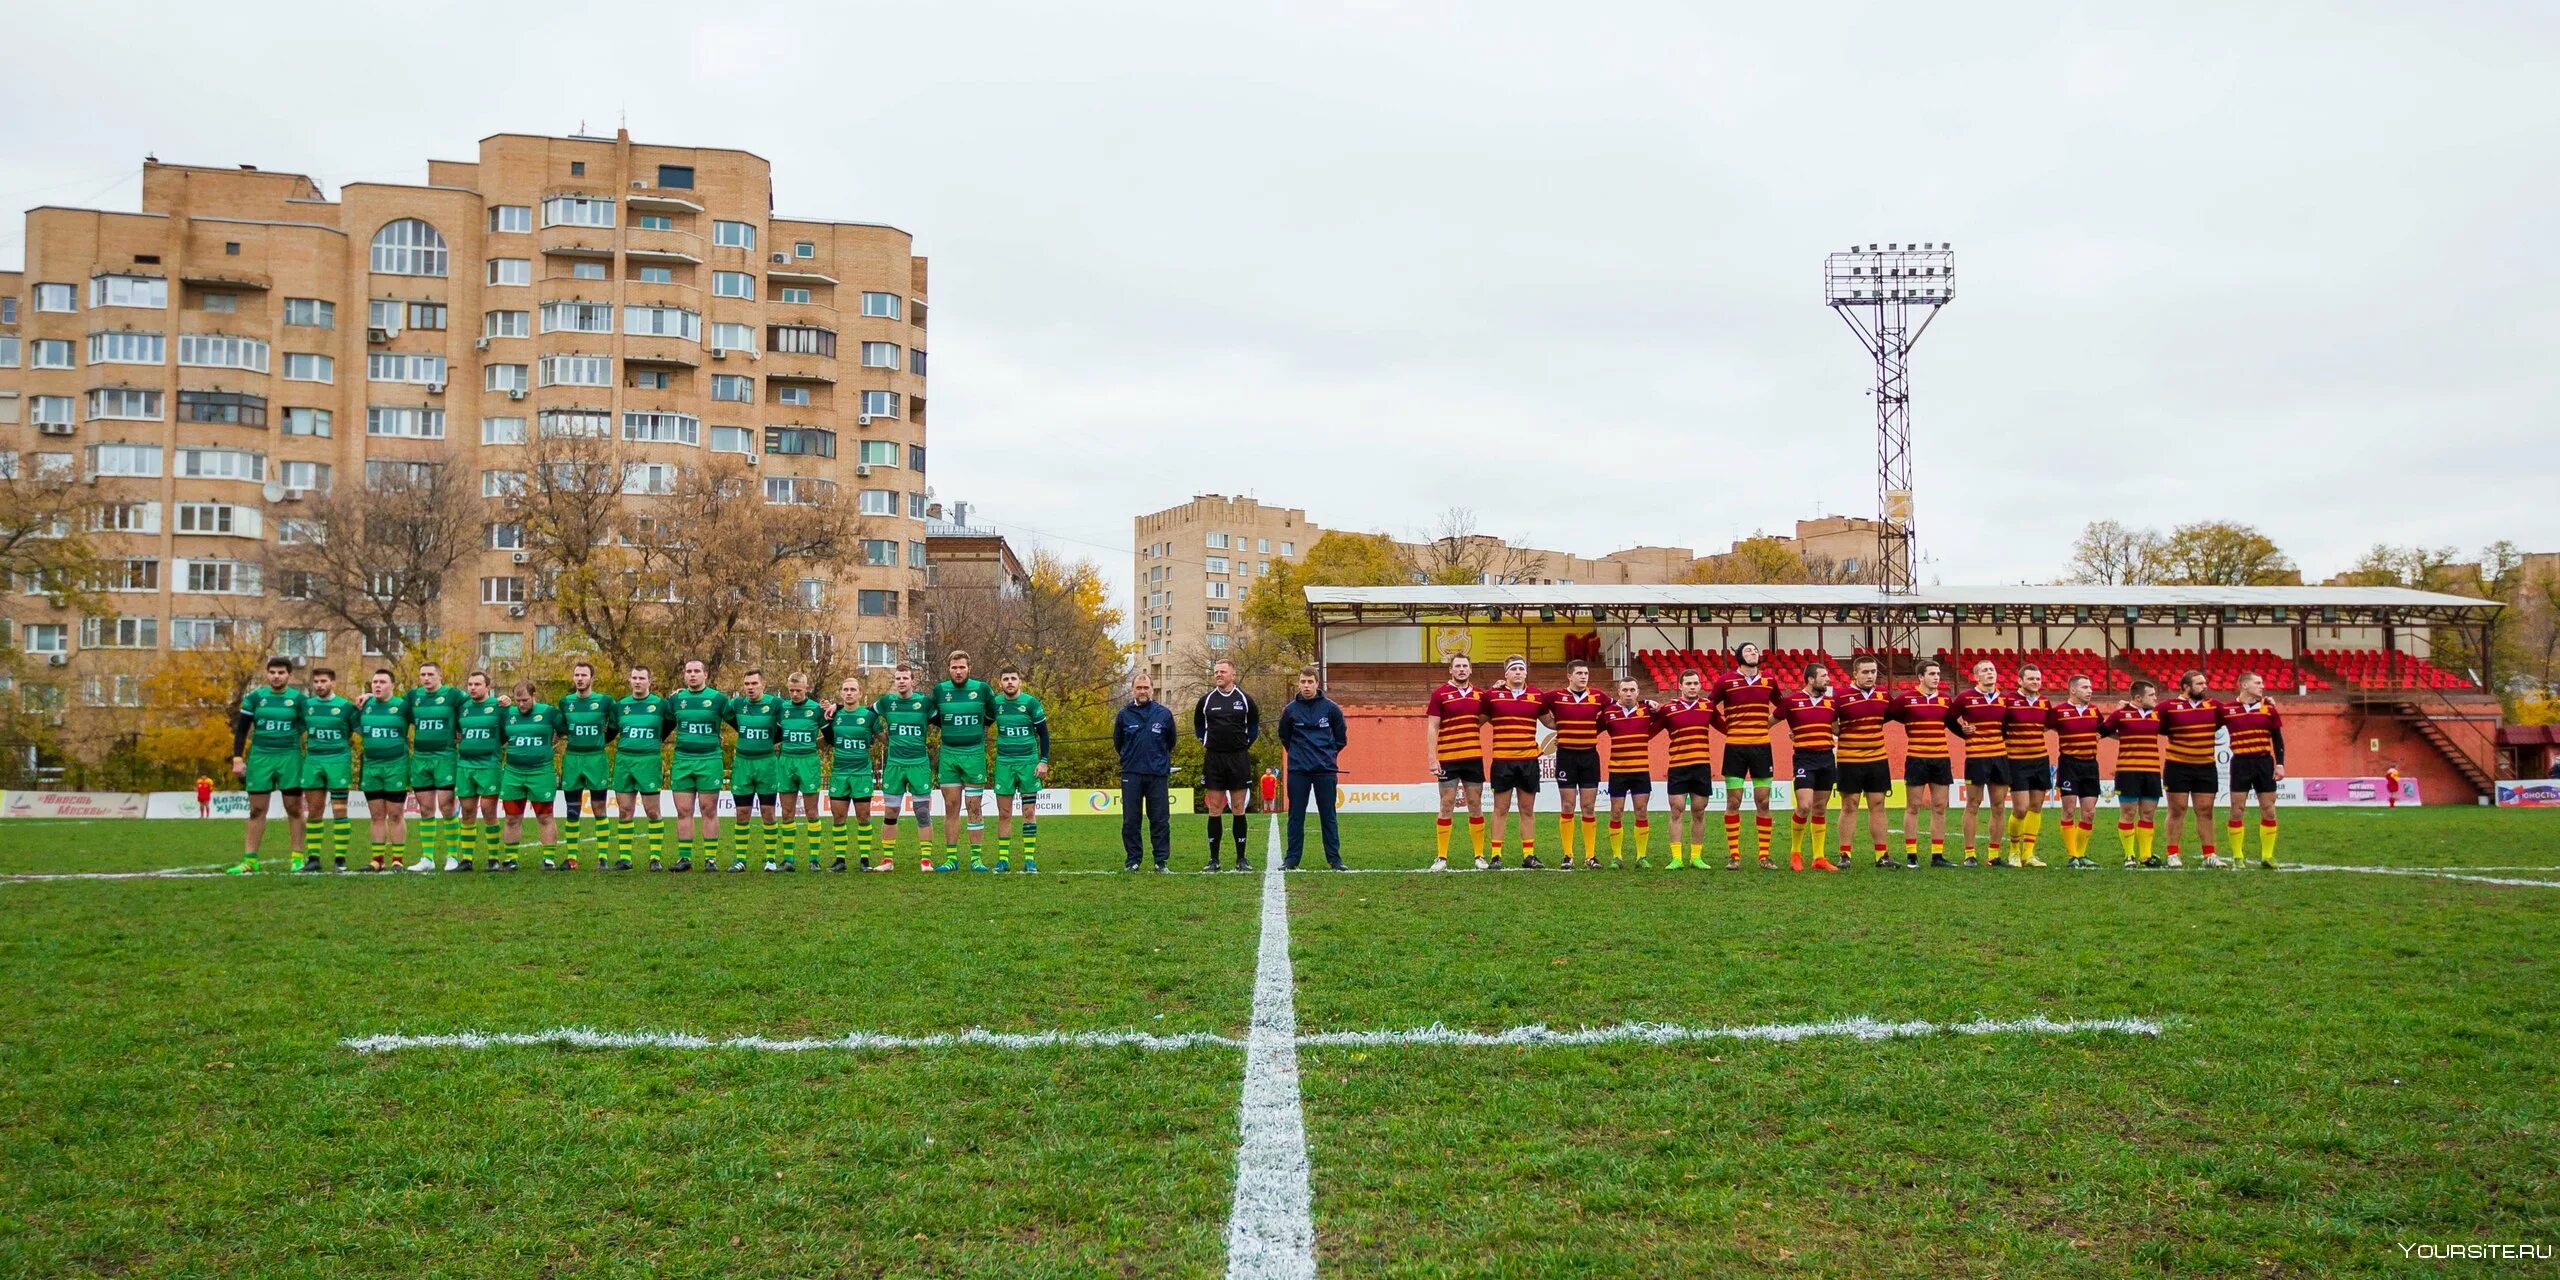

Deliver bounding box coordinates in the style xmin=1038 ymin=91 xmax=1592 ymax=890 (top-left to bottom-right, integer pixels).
xmin=1825 ymin=242 xmax=1954 ymax=651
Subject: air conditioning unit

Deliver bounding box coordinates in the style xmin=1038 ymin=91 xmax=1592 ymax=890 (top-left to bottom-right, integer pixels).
xmin=509 ymin=551 xmax=530 ymax=565
xmin=276 ymin=490 xmax=304 ymax=503
xmin=47 ymin=653 xmax=68 ymax=667
xmin=710 ymin=347 xmax=728 ymax=360
xmin=857 ymin=414 xmax=872 ymax=426
xmin=475 ymin=337 xmax=492 ymax=351
xmin=426 ymin=382 xmax=445 ymax=395
xmin=506 ymin=605 xmax=526 ymax=618
xmin=743 ymin=454 xmax=760 ymax=467
xmin=631 ymin=180 xmax=647 ymax=190
xmin=855 ymin=464 xmax=872 ymax=477
xmin=770 ymin=253 xmax=788 ymax=264
xmin=367 ymin=327 xmax=391 ymax=344
xmin=38 ymin=422 xmax=74 ymax=437
xmin=508 ymin=388 xmax=526 ymax=401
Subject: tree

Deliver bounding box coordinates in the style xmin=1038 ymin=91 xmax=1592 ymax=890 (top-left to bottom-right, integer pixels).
xmin=1401 ymin=508 xmax=1549 ymax=587
xmin=1241 ymin=531 xmax=1409 ymax=668
xmin=506 ymin=426 xmax=647 ymax=670
xmin=261 ymin=450 xmax=477 ymax=658
xmin=0 ymin=452 xmax=104 ymax=613
xmin=2065 ymin=520 xmax=2169 ymax=585
xmin=134 ymin=628 xmax=274 ymax=786
xmin=926 ymin=550 xmax=1132 ymax=786
xmin=2157 ymin=521 xmax=2294 ymax=586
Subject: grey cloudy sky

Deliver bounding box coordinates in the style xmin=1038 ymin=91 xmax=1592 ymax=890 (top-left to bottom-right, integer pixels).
xmin=6 ymin=1 xmax=2552 ymax=610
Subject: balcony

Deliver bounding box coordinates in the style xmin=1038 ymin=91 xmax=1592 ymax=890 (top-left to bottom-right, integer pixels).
xmin=764 ymin=299 xmax=838 ymax=327
xmin=625 ymin=225 xmax=704 ymax=263
xmin=540 ymin=225 xmax=616 ymax=260
xmin=767 ymin=266 xmax=839 ymax=286
xmin=536 ymin=276 xmax=623 ymax=308
xmin=625 ymin=188 xmax=706 ymax=214
xmin=622 ymin=334 xmax=702 ymax=369
xmin=762 ymin=351 xmax=836 ymax=384
xmin=181 ymin=269 xmax=270 ymax=291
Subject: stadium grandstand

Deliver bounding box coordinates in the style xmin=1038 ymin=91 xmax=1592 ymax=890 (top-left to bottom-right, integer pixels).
xmin=1302 ymin=584 xmax=2506 ymax=801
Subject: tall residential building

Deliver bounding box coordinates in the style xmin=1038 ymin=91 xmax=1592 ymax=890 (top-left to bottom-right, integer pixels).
xmin=0 ymin=130 xmax=930 ymax=683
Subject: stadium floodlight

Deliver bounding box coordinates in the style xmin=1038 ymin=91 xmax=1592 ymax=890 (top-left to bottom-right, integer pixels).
xmin=1826 ymin=241 xmax=1954 ymax=654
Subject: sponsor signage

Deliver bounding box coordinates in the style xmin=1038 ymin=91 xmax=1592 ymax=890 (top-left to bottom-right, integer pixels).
xmin=0 ymin=790 xmax=146 ymax=819
xmin=2494 ymin=779 xmax=2560 ymax=808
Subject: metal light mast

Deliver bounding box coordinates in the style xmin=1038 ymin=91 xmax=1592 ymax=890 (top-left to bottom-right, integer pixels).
xmin=1825 ymin=242 xmax=1954 ymax=656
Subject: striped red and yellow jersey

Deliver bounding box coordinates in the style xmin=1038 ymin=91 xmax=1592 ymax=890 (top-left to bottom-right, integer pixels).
xmin=1710 ymin=670 xmax=1782 ymax=746
xmin=1424 ymin=682 xmax=1487 ymax=762
xmin=2103 ymin=705 xmax=2165 ymax=773
xmin=2219 ymin=698 xmax=2283 ymax=760
xmin=1481 ymin=683 xmax=1547 ymax=762
xmin=2001 ymin=693 xmax=2055 ymax=762
xmin=1834 ymin=685 xmax=1894 ymax=765
xmin=1542 ymin=688 xmax=1608 ymax=754
xmin=1779 ymin=690 xmax=1838 ymax=755
xmin=2158 ymin=696 xmax=2222 ymax=766
xmin=2051 ymin=701 xmax=2104 ymax=761
xmin=1656 ymin=697 xmax=1717 ymax=769
xmin=1893 ymin=689 xmax=1961 ymax=760
xmin=1598 ymin=700 xmax=1660 ymax=774
xmin=1956 ymin=687 xmax=2010 ymax=759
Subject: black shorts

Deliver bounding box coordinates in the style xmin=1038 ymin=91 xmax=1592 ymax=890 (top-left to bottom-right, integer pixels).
xmin=1904 ymin=757 xmax=1953 ymax=788
xmin=363 ymin=789 xmax=408 ymax=805
xmin=2163 ymin=762 xmax=2220 ymax=796
xmin=2054 ymin=759 xmax=2102 ymax=798
xmin=1838 ymin=760 xmax=1893 ymax=795
xmin=2006 ymin=759 xmax=2053 ymax=793
xmin=1792 ymin=751 xmax=1838 ymax=791
xmin=1666 ymin=763 xmax=1716 ymax=797
xmin=2229 ymin=754 xmax=2279 ymax=796
xmin=1488 ymin=759 xmax=1542 ymax=794
xmin=1437 ymin=759 xmax=1485 ymax=786
xmin=2115 ymin=770 xmax=2163 ymax=802
xmin=1607 ymin=771 xmax=1654 ymax=798
xmin=1553 ymin=748 xmax=1602 ymax=789
xmin=1721 ymin=743 xmax=1774 ymax=781
xmin=1201 ymin=749 xmax=1257 ymax=791
xmin=1964 ymin=756 xmax=2009 ymax=788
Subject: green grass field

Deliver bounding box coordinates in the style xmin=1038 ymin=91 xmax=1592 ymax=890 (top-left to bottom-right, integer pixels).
xmin=4 ymin=807 xmax=2556 ymax=1277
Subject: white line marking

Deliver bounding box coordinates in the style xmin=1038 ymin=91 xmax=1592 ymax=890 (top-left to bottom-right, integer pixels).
xmin=1296 ymin=1014 xmax=2165 ymax=1047
xmin=345 ymin=1026 xmax=1241 ymax=1054
xmin=0 ymin=864 xmax=228 ymax=882
xmin=2280 ymin=864 xmax=2560 ymax=889
xmin=1225 ymin=842 xmax=1318 ymax=1279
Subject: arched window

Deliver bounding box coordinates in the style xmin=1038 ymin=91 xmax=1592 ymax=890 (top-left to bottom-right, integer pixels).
xmin=369 ymin=219 xmax=449 ymax=277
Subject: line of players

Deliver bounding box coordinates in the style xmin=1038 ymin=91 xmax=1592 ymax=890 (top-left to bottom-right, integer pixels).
xmin=1420 ymin=643 xmax=2286 ymax=871
xmin=222 ymin=649 xmax=1050 ymax=875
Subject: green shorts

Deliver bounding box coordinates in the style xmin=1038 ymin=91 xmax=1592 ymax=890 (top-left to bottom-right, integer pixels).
xmin=500 ymin=766 xmax=557 ymax=804
xmin=937 ymin=750 xmax=988 ymax=787
xmin=730 ymin=754 xmax=779 ymax=797
xmin=300 ymin=754 xmax=354 ymax=793
xmin=777 ymin=754 xmax=822 ymax=795
xmin=670 ymin=752 xmax=725 ymax=795
xmin=359 ymin=757 xmax=409 ymax=793
xmin=882 ymin=759 xmax=935 ymax=798
xmin=455 ymin=758 xmax=502 ymax=799
xmin=992 ymin=758 xmax=1044 ymax=798
xmin=828 ymin=766 xmax=876 ymax=802
xmin=611 ymin=753 xmax=664 ymax=795
xmin=409 ymin=752 xmax=455 ymax=790
xmin=560 ymin=751 xmax=611 ymax=793
xmin=244 ymin=749 xmax=303 ymax=794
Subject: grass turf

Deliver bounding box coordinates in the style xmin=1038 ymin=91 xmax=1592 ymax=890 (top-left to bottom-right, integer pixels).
xmin=3 ymin=807 xmax=2555 ymax=1277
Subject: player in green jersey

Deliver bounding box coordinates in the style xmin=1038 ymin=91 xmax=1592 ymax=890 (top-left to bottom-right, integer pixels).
xmin=226 ymin=656 xmax=309 ymax=874
xmin=724 ymin=670 xmax=784 ymax=872
xmin=988 ymin=664 xmax=1050 ymax=874
xmin=454 ymin=671 xmax=508 ymax=870
xmin=556 ymin=661 xmax=619 ymax=870
xmin=825 ymin=674 xmax=884 ymax=871
xmin=299 ymin=668 xmax=361 ymax=872
xmin=499 ymin=681 xmax=566 ymax=869
xmin=775 ymin=672 xmax=829 ymax=870
xmin=871 ymin=662 xmax=940 ymax=870
xmin=612 ymin=665 xmax=671 ymax=869
xmin=404 ymin=661 xmax=467 ymax=869
xmin=666 ymin=659 xmax=730 ymax=872
xmin=933 ymin=650 xmax=996 ymax=871
xmin=355 ymin=669 xmax=416 ymax=872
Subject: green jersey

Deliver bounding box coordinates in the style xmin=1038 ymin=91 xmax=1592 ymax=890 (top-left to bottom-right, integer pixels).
xmin=873 ymin=691 xmax=936 ymax=764
xmin=356 ymin=695 xmax=412 ymax=763
xmin=557 ymin=690 xmax=617 ymax=755
xmin=725 ymin=693 xmax=782 ymax=758
xmin=456 ymin=694 xmax=506 ymax=762
xmin=932 ymin=678 xmax=994 ymax=748
xmin=826 ymin=705 xmax=882 ymax=769
xmin=301 ymin=695 xmax=357 ymax=758
xmin=992 ymin=691 xmax=1048 ymax=761
xmin=237 ymin=685 xmax=308 ymax=753
xmin=502 ymin=702 xmax=565 ymax=769
xmin=404 ymin=685 xmax=466 ymax=753
xmin=615 ymin=693 xmax=667 ymax=754
xmin=776 ymin=696 xmax=825 ymax=756
xmin=668 ymin=688 xmax=728 ymax=756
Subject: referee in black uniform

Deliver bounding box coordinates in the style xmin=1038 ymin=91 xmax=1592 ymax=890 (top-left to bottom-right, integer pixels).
xmin=1194 ymin=659 xmax=1262 ymax=871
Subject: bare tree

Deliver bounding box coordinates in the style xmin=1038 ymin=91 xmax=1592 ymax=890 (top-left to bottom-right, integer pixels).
xmin=508 ymin=426 xmax=647 ymax=668
xmin=260 ymin=448 xmax=477 ymax=658
xmin=2064 ymin=520 xmax=2170 ymax=585
xmin=0 ymin=452 xmax=103 ymax=614
xmin=626 ymin=455 xmax=865 ymax=681
xmin=1403 ymin=507 xmax=1550 ymax=585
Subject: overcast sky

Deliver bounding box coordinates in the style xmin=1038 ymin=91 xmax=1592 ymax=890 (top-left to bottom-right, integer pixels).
xmin=5 ymin=1 xmax=2552 ymax=611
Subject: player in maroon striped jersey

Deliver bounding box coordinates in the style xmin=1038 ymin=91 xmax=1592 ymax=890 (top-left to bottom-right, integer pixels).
xmin=1542 ymin=661 xmax=1609 ymax=869
xmin=1423 ymin=655 xmax=1487 ymax=872
xmin=2001 ymin=665 xmax=2056 ymax=867
xmin=1832 ymin=655 xmax=1899 ymax=868
xmin=2158 ymin=669 xmax=2224 ymax=868
xmin=1779 ymin=664 xmax=1841 ymax=873
xmin=1598 ymin=677 xmax=1661 ymax=867
xmin=2103 ymin=680 xmax=2167 ymax=866
xmin=1892 ymin=659 xmax=1964 ymax=866
xmin=1480 ymin=657 xmax=1546 ymax=869
xmin=1711 ymin=642 xmax=1783 ymax=868
xmin=1955 ymin=660 xmax=2010 ymax=866
xmin=2050 ymin=675 xmax=2107 ymax=868
xmin=1656 ymin=671 xmax=1718 ymax=868
xmin=2220 ymin=671 xmax=2286 ymax=867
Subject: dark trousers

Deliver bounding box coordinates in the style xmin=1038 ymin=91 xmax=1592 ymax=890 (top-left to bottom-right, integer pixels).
xmin=1286 ymin=770 xmax=1342 ymax=868
xmin=1120 ymin=772 xmax=1171 ymax=867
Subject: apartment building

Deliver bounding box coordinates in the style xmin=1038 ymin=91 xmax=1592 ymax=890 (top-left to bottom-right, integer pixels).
xmin=0 ymin=130 xmax=930 ymax=688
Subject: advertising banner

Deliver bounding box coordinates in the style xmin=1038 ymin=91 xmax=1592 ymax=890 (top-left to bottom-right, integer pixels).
xmin=1034 ymin=788 xmax=1197 ymax=817
xmin=2494 ymin=779 xmax=2560 ymax=808
xmin=0 ymin=791 xmax=146 ymax=819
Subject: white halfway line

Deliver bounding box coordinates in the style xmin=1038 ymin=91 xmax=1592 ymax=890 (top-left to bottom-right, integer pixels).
xmin=1225 ymin=816 xmax=1319 ymax=1280
xmin=2279 ymin=864 xmax=2560 ymax=889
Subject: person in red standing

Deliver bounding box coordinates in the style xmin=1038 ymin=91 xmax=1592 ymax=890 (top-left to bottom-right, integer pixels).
xmin=2384 ymin=761 xmax=2402 ymax=809
xmin=1778 ymin=664 xmax=1841 ymax=873
xmin=1892 ymin=659 xmax=1965 ymax=867
xmin=1598 ymin=677 xmax=1661 ymax=868
xmin=1542 ymin=661 xmax=1609 ymax=869
xmin=195 ymin=774 xmax=215 ymax=819
xmin=1656 ymin=671 xmax=1718 ymax=868
xmin=1422 ymin=655 xmax=1487 ymax=873
xmin=1710 ymin=642 xmax=1784 ymax=869
xmin=1832 ymin=656 xmax=1898 ymax=868
xmin=2219 ymin=672 xmax=2285 ymax=868
xmin=2158 ymin=669 xmax=2227 ymax=868
xmin=1955 ymin=660 xmax=2011 ymax=867
xmin=1480 ymin=657 xmax=1547 ymax=869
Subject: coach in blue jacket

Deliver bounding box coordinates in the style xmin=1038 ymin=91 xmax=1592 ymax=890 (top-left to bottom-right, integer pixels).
xmin=1114 ymin=674 xmax=1178 ymax=870
xmin=1277 ymin=665 xmax=1349 ymax=870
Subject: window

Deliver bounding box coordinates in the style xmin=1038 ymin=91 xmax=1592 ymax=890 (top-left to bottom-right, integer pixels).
xmin=0 ymin=336 xmax=15 ymax=367
xmin=367 ymin=299 xmax=403 ymax=333
xmin=488 ymin=205 xmax=533 ymax=233
xmin=540 ymin=196 xmax=615 ymax=228
xmin=32 ymin=339 xmax=75 ymax=369
xmin=852 ymin=539 xmax=895 ymax=567
xmin=366 ymin=406 xmax=446 ymax=439
xmin=775 ymin=385 xmax=809 ymax=407
xmin=91 ymin=274 xmax=168 ymax=308
xmin=276 ymin=517 xmax=324 ymax=546
xmin=481 ymin=416 xmax=526 ymax=445
xmin=170 ymin=617 xmax=239 ymax=650
xmin=407 ymin=302 xmax=447 ymax=330
xmin=623 ymin=305 xmax=700 ymax=339
xmin=202 ymin=293 xmax=237 ymax=313
xmin=858 ymin=489 xmax=898 ymax=515
xmin=709 ymin=425 xmax=757 ymax=455
xmin=909 ymin=492 xmax=928 ymax=518
xmin=23 ymin=624 xmax=69 ymax=655
xmin=35 ymin=283 xmax=76 ymax=312
xmin=656 ymin=164 xmax=694 ymax=189
xmin=282 ymin=407 xmax=332 ymax=437
xmin=768 ymin=325 xmax=835 ymax=356
xmin=763 ymin=426 xmax=835 ymax=457
xmin=483 ymin=309 xmax=530 ymax=338
xmin=637 ymin=266 xmax=675 ymax=285
xmin=33 ymin=451 xmax=76 ymax=478
xmin=861 ymin=292 xmax=902 ymax=319
xmin=861 ymin=390 xmax=900 ymax=418
xmin=630 ymin=370 xmax=671 ymax=391
xmin=620 ymin=411 xmax=699 ymax=445
xmin=482 ymin=470 xmax=527 ymax=497
xmin=856 ymin=439 xmax=900 ymax=467
xmin=712 ymin=220 xmax=757 ymax=249
xmin=712 ymin=271 xmax=755 ymax=299
xmin=793 ymin=578 xmax=825 ymax=610
xmin=276 ymin=629 xmax=328 ymax=660
xmin=479 ymin=632 xmax=525 ymax=662
xmin=484 ymin=364 xmax=529 ymax=393
xmin=178 ymin=391 xmax=267 ymax=426
xmin=571 ymin=261 xmax=608 ymax=281
xmin=1206 ymin=556 xmax=1228 ymax=574
xmin=178 ymin=334 xmax=269 ymax=371
xmin=861 ymin=341 xmax=899 ymax=368
xmin=537 ymin=409 xmax=610 ymax=438
xmin=1207 ymin=634 xmax=1231 ymax=651
xmin=283 ymin=298 xmax=332 ymax=327
xmin=87 ymin=388 xmax=163 ymax=421
xmin=87 ymin=331 xmax=164 ymax=364
xmin=1258 ymin=538 xmax=1270 ymax=553
xmin=181 ymin=559 xmax=260 ymax=595
xmin=910 ymin=541 xmax=928 ymax=569
xmin=541 ymin=301 xmax=613 ymax=334
xmin=1208 ymin=581 xmax=1229 ymax=600
xmin=1280 ymin=541 xmax=1294 ymax=556
xmin=82 ymin=616 xmax=157 ymax=650
xmin=636 ymin=214 xmax=675 ymax=231
xmin=90 ymin=502 xmax=159 ymax=534
xmin=910 ymin=348 xmax=928 ymax=377
xmin=485 ymin=258 xmax=531 ymax=286
xmin=711 ymin=374 xmax=753 ymax=402
xmin=283 ymin=353 xmax=333 ymax=383
xmin=0 ymin=297 xmax=14 ymax=323
xmin=855 ymin=641 xmax=896 ymax=668
xmin=278 ymin=460 xmax=330 ymax=493
xmin=104 ymin=558 xmax=160 ymax=590
xmin=488 ymin=522 xmax=524 ymax=550
xmin=764 ymin=476 xmax=833 ymax=505
xmin=621 ymin=462 xmax=678 ymax=495
xmin=371 ymin=219 xmax=449 ymax=276
xmin=482 ymin=576 xmax=527 ymax=605
xmin=175 ymin=447 xmax=263 ymax=481
xmin=1207 ymin=532 xmax=1230 ymax=549
xmin=82 ymin=443 xmax=162 ymax=478
xmin=778 ymin=287 xmax=812 ymax=305
xmin=858 ymin=589 xmax=900 ymax=617
xmin=711 ymin=322 xmax=755 ymax=353
xmin=909 ymin=444 xmax=928 ymax=472
xmin=367 ymin=353 xmax=447 ymax=384
xmin=1208 ymin=607 xmax=1230 ymax=625
xmin=538 ymin=355 xmax=611 ymax=387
